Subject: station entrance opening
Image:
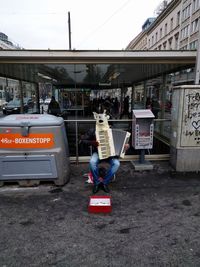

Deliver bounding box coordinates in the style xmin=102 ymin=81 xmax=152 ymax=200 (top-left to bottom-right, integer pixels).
xmin=0 ymin=50 xmax=196 ymax=162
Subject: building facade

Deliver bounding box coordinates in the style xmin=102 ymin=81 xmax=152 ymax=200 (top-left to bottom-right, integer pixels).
xmin=147 ymin=0 xmax=181 ymax=50
xmin=126 ymin=0 xmax=200 ymax=51
xmin=125 ymin=0 xmax=200 ymax=141
xmin=126 ymin=0 xmax=199 ymax=103
xmin=0 ymin=33 xmax=25 ymax=107
xmin=0 ymin=32 xmax=22 ymax=50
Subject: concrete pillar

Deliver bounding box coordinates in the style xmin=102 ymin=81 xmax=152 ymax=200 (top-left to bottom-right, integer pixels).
xmin=35 ymin=82 xmax=40 ymax=114
xmin=159 ymin=74 xmax=167 ymax=135
xmin=131 ymin=84 xmax=134 ymax=110
xmin=170 ymin=85 xmax=200 ymax=172
xmin=143 ymin=81 xmax=147 ymax=108
xmin=19 ymin=80 xmax=24 ymax=114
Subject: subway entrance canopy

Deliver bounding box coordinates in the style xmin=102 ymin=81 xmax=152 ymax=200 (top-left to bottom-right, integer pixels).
xmin=0 ymin=49 xmax=197 ymax=159
xmin=0 ymin=50 xmax=197 ymax=89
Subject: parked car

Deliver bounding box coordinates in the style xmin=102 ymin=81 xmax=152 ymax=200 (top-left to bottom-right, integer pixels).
xmin=2 ymin=98 xmax=34 ymax=115
xmin=0 ymin=90 xmax=7 ymax=109
xmin=24 ymin=97 xmax=34 ymax=108
xmin=0 ymin=99 xmax=7 ymax=109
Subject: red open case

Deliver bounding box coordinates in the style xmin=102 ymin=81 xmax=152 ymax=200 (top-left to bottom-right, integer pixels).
xmin=88 ymin=195 xmax=112 ymax=213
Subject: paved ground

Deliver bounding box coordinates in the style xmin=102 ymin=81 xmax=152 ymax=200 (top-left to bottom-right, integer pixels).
xmin=1 ymin=161 xmax=200 ymax=267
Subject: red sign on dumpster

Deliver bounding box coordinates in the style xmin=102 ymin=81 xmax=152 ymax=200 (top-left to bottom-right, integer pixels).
xmin=0 ymin=133 xmax=54 ymax=149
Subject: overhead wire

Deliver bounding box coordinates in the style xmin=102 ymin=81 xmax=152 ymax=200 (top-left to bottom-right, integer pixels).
xmin=75 ymin=0 xmax=132 ymax=49
xmin=0 ymin=12 xmax=65 ymax=16
xmin=0 ymin=0 xmax=133 ymax=49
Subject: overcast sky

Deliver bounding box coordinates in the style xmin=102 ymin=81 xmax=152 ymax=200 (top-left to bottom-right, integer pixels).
xmin=1 ymin=0 xmax=162 ymax=50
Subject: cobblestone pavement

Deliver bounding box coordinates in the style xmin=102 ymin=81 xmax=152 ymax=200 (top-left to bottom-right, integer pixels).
xmin=0 ymin=161 xmax=200 ymax=267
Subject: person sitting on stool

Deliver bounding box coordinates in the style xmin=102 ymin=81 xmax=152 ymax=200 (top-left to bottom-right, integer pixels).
xmin=80 ymin=111 xmax=129 ymax=194
xmin=80 ymin=128 xmax=120 ymax=193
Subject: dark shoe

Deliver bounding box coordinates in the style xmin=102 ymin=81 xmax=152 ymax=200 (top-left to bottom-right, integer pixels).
xmin=102 ymin=184 xmax=110 ymax=193
xmin=92 ymin=184 xmax=100 ymax=194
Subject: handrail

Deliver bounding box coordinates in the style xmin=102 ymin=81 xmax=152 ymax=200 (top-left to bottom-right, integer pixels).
xmin=63 ymin=117 xmax=171 ymax=164
xmin=63 ymin=118 xmax=171 ymax=122
xmin=70 ymin=154 xmax=170 ymax=163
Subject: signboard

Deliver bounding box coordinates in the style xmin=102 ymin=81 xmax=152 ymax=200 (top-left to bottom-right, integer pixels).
xmin=0 ymin=133 xmax=54 ymax=149
xmin=132 ymin=109 xmax=154 ymax=149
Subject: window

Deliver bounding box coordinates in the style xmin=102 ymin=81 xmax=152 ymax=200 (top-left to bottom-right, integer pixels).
xmin=165 ymin=23 xmax=168 ymax=35
xmin=190 ymin=40 xmax=198 ymax=49
xmin=177 ymin=11 xmax=180 ymax=26
xmin=186 ymin=25 xmax=189 ymax=36
xmin=170 ymin=18 xmax=173 ymax=31
xmin=181 ymin=29 xmax=183 ymax=39
xmin=155 ymin=32 xmax=158 ymax=42
xmin=181 ymin=25 xmax=190 ymax=39
xmin=193 ymin=0 xmax=196 ymax=11
xmin=174 ymin=33 xmax=179 ymax=49
xmin=181 ymin=45 xmax=188 ymax=50
xmin=182 ymin=4 xmax=191 ymax=20
xmin=191 ymin=18 xmax=199 ymax=33
xmin=193 ymin=0 xmax=200 ymax=12
xmin=160 ymin=28 xmax=162 ymax=38
xmin=163 ymin=42 xmax=167 ymax=50
xmin=168 ymin=38 xmax=173 ymax=50
xmin=152 ymin=35 xmax=154 ymax=45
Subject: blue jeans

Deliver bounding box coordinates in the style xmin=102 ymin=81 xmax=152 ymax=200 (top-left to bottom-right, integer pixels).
xmin=89 ymin=152 xmax=120 ymax=185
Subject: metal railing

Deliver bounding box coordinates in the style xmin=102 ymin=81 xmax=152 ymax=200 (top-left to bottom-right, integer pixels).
xmin=63 ymin=118 xmax=171 ymax=164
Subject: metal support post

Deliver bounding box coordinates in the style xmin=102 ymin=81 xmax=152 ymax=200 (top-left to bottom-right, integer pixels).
xmin=75 ymin=120 xmax=79 ymax=165
xmin=139 ymin=149 xmax=145 ymax=164
xmin=195 ymin=19 xmax=200 ymax=84
xmin=68 ymin=12 xmax=72 ymax=50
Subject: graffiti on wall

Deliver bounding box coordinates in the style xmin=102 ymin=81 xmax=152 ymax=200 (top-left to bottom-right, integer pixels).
xmin=182 ymin=90 xmax=200 ymax=146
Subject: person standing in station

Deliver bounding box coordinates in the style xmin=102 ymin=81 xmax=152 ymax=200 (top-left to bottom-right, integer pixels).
xmin=112 ymin=97 xmax=120 ymax=119
xmin=47 ymin=96 xmax=61 ymax=116
xmin=151 ymin=97 xmax=160 ymax=119
xmin=146 ymin=97 xmax=152 ymax=110
xmin=120 ymin=95 xmax=130 ymax=119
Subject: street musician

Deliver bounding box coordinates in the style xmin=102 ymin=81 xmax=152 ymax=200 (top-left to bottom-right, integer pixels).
xmin=80 ymin=110 xmax=130 ymax=194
